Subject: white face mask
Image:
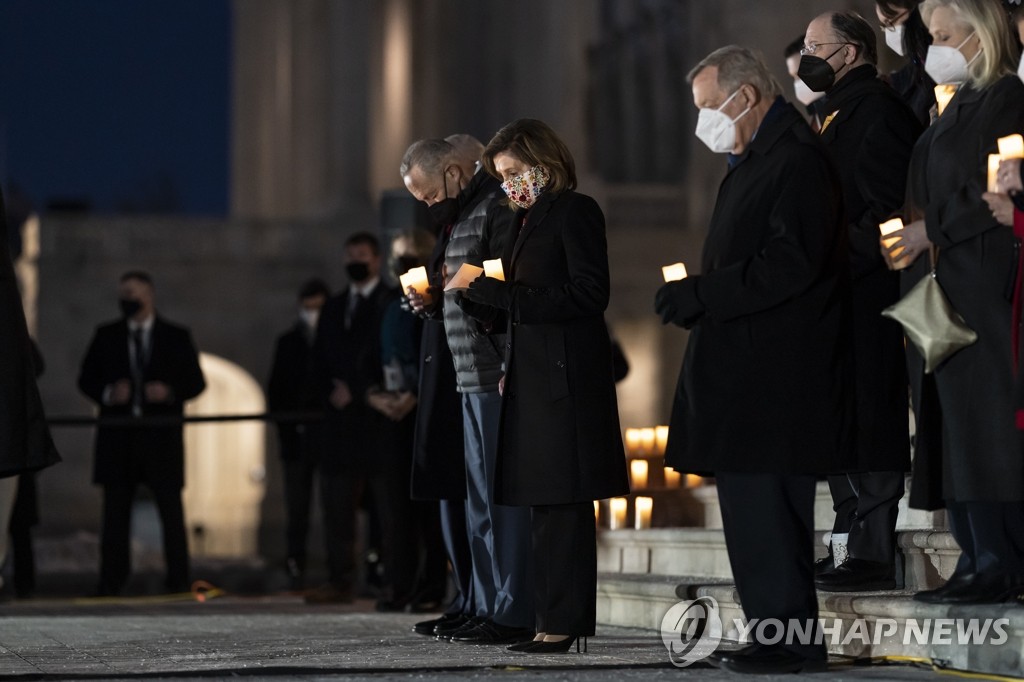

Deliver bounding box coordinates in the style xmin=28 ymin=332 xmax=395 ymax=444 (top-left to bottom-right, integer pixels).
xmin=299 ymin=308 xmax=320 ymax=329
xmin=695 ymin=89 xmax=751 ymax=154
xmin=924 ymin=32 xmax=978 ymax=85
xmin=883 ymin=24 xmax=905 ymax=57
xmin=793 ymin=79 xmax=824 ymax=106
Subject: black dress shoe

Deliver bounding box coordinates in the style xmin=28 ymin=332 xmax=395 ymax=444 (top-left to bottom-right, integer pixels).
xmin=913 ymin=572 xmax=977 ymax=603
xmin=506 ymin=638 xmax=545 ymax=652
xmin=517 ymin=635 xmax=586 ymax=654
xmin=814 ymin=558 xmax=896 ymax=592
xmin=813 ymin=554 xmax=836 ymax=577
xmin=412 ymin=613 xmax=466 ymax=636
xmin=714 ymin=643 xmax=827 ymax=674
xmin=923 ymin=573 xmax=1024 ymax=604
xmin=450 ymin=620 xmax=534 ymax=644
xmin=435 ymin=616 xmax=481 ymax=640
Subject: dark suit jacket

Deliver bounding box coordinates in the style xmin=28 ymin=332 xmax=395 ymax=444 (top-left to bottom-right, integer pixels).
xmin=664 ymin=99 xmax=855 ymax=475
xmin=78 ymin=316 xmax=206 ymax=488
xmin=411 ymin=226 xmax=465 ymax=500
xmin=819 ymin=65 xmax=920 ymax=473
xmin=314 ymin=281 xmax=398 ymax=475
xmin=492 ymin=190 xmax=630 ymax=506
xmin=268 ymin=322 xmax=320 ymax=461
xmin=905 ymin=76 xmax=1024 ymax=508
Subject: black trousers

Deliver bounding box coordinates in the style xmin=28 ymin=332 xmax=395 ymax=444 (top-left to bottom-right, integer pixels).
xmin=531 ymin=503 xmax=596 ymax=636
xmin=282 ymin=455 xmax=317 ymax=564
xmin=826 ymin=471 xmax=904 ymax=563
xmin=440 ymin=498 xmax=474 ymax=615
xmin=946 ymin=500 xmax=1024 ymax=577
xmin=716 ymin=473 xmax=824 ymax=660
xmin=319 ymin=471 xmax=416 ymax=599
xmin=99 ymin=481 xmax=189 ymax=594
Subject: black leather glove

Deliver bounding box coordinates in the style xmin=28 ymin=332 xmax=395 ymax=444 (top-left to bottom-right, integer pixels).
xmin=655 ymin=279 xmax=705 ymax=329
xmin=465 ymin=275 xmax=514 ymax=309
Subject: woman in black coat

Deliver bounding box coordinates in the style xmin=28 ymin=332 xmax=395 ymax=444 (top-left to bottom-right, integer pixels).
xmin=884 ymin=0 xmax=1024 ymax=604
xmin=465 ymin=118 xmax=629 ymax=653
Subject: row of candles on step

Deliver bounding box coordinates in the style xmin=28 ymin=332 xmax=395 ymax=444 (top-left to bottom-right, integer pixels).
xmin=627 ymin=457 xmax=702 ymax=490
xmin=596 ymin=497 xmax=653 ymax=530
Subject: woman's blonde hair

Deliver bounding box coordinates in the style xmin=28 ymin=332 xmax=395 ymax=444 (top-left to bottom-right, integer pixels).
xmin=482 ymin=119 xmax=577 ymax=195
xmin=921 ymin=0 xmax=1017 ymax=89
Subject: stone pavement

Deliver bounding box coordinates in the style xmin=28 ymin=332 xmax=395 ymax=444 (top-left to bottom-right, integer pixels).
xmin=0 ymin=594 xmax=952 ymax=680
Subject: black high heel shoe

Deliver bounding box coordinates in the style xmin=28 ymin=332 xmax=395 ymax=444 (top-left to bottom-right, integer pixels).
xmin=506 ymin=637 xmax=544 ymax=652
xmin=521 ymin=635 xmax=588 ymax=654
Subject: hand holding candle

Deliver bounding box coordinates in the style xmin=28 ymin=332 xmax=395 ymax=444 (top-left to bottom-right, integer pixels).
xmin=662 ymin=262 xmax=688 ymax=282
xmin=399 ymin=266 xmax=434 ymax=305
xmin=879 ymin=218 xmax=910 ymax=270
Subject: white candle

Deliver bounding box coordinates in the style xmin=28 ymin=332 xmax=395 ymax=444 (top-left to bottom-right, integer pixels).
xmin=399 ymin=266 xmax=433 ymax=305
xmin=998 ymin=134 xmax=1024 ymax=160
xmin=654 ymin=425 xmax=669 ymax=456
xmin=879 ymin=217 xmax=909 ymax=270
xmin=635 ymin=497 xmax=653 ymax=530
xmin=685 ymin=474 xmax=703 ymax=489
xmin=610 ymin=497 xmax=628 ymax=530
xmin=483 ymin=258 xmax=505 ymax=281
xmin=624 ymin=428 xmax=642 ymax=457
xmin=630 ymin=459 xmax=649 ymax=489
xmin=639 ymin=428 xmax=656 ymax=456
xmin=664 ymin=467 xmax=681 ymax=488
xmin=593 ymin=500 xmax=600 ymax=527
xmin=989 ymin=154 xmax=1002 ymax=194
xmin=662 ymin=262 xmax=688 ymax=282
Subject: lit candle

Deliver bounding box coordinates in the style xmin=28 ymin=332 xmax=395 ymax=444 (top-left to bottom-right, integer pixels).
xmin=989 ymin=154 xmax=1002 ymax=193
xmin=630 ymin=459 xmax=649 ymax=489
xmin=610 ymin=497 xmax=628 ymax=530
xmin=998 ymin=134 xmax=1024 ymax=159
xmin=594 ymin=500 xmax=600 ymax=527
xmin=879 ymin=217 xmax=909 ymax=270
xmin=664 ymin=467 xmax=681 ymax=488
xmin=624 ymin=428 xmax=642 ymax=457
xmin=483 ymin=258 xmax=505 ymax=281
xmin=654 ymin=425 xmax=669 ymax=456
xmin=635 ymin=496 xmax=653 ymax=530
xmin=934 ymin=84 xmax=956 ymax=116
xmin=662 ymin=262 xmax=688 ymax=282
xmin=639 ymin=428 xmax=656 ymax=456
xmin=685 ymin=474 xmax=703 ymax=488
xmin=399 ymin=266 xmax=433 ymax=305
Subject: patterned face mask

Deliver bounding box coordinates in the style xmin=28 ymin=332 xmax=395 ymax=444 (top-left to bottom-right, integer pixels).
xmin=501 ymin=165 xmax=551 ymax=209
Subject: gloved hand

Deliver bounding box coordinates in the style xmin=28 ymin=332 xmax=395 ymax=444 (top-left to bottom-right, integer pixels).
xmin=655 ymin=279 xmax=705 ymax=329
xmin=465 ymin=275 xmax=514 ymax=309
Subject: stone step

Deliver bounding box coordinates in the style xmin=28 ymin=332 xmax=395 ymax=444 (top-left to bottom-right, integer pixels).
xmin=598 ymin=527 xmax=960 ymax=592
xmin=596 ymin=573 xmax=1024 ymax=678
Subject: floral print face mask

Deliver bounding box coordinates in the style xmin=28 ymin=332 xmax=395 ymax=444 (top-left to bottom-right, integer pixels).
xmin=501 ymin=165 xmax=551 ymax=210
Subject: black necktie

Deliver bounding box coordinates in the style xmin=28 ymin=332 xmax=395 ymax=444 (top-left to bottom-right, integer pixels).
xmin=345 ymin=293 xmax=364 ymax=330
xmin=130 ymin=328 xmax=145 ymax=414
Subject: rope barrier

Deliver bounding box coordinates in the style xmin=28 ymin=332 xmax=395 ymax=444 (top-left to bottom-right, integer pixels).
xmin=46 ymin=411 xmax=324 ymax=428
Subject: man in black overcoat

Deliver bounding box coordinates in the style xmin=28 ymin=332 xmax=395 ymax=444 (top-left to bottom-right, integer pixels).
xmin=267 ymin=277 xmax=329 ymax=588
xmin=308 ymin=232 xmax=399 ymax=604
xmin=78 ymin=271 xmax=205 ymax=595
xmin=656 ymin=46 xmax=853 ymax=674
xmin=799 ymin=11 xmax=921 ymax=592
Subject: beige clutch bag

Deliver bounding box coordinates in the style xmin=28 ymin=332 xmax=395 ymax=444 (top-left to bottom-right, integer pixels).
xmin=881 ymin=253 xmax=977 ymax=373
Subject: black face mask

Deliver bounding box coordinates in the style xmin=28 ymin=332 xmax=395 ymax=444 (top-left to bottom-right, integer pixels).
xmin=346 ymin=262 xmax=371 ymax=283
xmin=428 ymin=197 xmax=459 ymax=227
xmin=797 ymin=45 xmax=846 ymax=93
xmin=119 ymin=298 xmax=142 ymax=319
xmin=394 ymin=256 xmax=421 ymax=274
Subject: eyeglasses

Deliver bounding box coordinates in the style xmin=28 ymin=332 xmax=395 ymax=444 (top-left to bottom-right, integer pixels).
xmin=799 ymin=42 xmax=848 ymax=56
xmin=879 ymin=8 xmax=910 ymax=30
